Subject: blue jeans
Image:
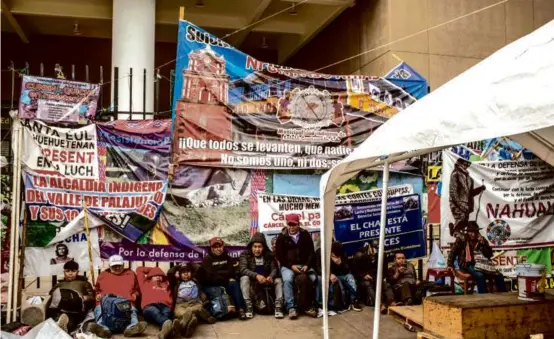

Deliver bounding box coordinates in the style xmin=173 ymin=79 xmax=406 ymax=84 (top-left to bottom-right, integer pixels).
xmin=204 ymin=280 xmax=246 ymax=311
xmin=281 ymin=266 xmax=318 ymax=311
xmin=94 ymin=304 xmax=139 ymax=333
xmin=143 ymin=303 xmax=172 ymax=327
xmin=466 ymin=264 xmax=507 ymax=294
xmin=317 ymin=274 xmax=358 ymax=309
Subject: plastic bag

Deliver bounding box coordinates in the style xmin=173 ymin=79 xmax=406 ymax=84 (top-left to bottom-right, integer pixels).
xmin=0 ymin=319 xmax=72 ymax=339
xmin=428 ymin=242 xmax=446 ymax=268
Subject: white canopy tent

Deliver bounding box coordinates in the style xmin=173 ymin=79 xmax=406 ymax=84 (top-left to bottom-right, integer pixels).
xmin=319 ymin=19 xmax=554 ymax=339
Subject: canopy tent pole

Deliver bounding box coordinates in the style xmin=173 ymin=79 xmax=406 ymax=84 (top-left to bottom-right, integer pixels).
xmin=372 ymin=159 xmax=390 ymax=339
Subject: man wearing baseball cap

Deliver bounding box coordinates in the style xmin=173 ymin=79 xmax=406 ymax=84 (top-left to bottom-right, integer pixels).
xmin=88 ymin=255 xmax=147 ymax=338
xmin=275 ymin=213 xmax=318 ymax=319
xmin=199 ymin=237 xmax=247 ymax=320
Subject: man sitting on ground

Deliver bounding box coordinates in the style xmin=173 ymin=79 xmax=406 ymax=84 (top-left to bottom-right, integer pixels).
xmin=447 ymin=221 xmax=507 ymax=294
xmin=329 ymin=242 xmax=362 ymax=312
xmin=239 ymin=232 xmax=284 ymax=319
xmin=275 ymin=214 xmax=318 ymax=319
xmin=136 ymin=266 xmax=174 ymax=339
xmin=47 ymin=261 xmax=94 ymax=334
xmin=199 ymin=237 xmax=247 ymax=320
xmin=387 ymin=251 xmax=420 ymax=305
xmin=89 ymin=255 xmax=147 ymax=338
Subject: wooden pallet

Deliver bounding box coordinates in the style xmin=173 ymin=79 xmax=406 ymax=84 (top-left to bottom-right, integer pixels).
xmin=417 ymin=332 xmax=443 ymax=339
xmin=388 ymin=305 xmax=423 ymax=332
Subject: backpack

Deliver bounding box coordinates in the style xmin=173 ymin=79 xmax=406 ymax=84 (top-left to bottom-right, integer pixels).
xmin=253 ymin=284 xmax=275 ymax=315
xmin=294 ymin=273 xmax=315 ymax=312
xmin=50 ymin=288 xmax=84 ymax=314
xmin=101 ymin=294 xmax=132 ymax=333
xmin=208 ymin=287 xmax=232 ymax=320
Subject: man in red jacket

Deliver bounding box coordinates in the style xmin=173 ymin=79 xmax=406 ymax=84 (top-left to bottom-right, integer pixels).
xmin=88 ymin=255 xmax=147 ymax=338
xmin=136 ymin=266 xmax=174 ymax=339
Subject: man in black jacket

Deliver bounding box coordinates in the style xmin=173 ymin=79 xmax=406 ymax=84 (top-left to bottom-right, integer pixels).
xmin=275 ymin=214 xmax=318 ymax=319
xmin=200 ymin=237 xmax=247 ymax=320
xmin=352 ymin=241 xmax=395 ymax=312
xmin=239 ymin=232 xmax=284 ymax=319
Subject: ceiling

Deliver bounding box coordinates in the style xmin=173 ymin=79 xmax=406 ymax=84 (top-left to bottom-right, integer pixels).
xmin=1 ymin=0 xmax=354 ymax=63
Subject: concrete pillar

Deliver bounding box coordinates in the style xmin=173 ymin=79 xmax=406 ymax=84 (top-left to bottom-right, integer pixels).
xmin=111 ymin=0 xmax=155 ymax=119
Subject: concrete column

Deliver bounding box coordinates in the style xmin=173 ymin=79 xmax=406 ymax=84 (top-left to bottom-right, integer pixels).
xmin=111 ymin=0 xmax=155 ymax=119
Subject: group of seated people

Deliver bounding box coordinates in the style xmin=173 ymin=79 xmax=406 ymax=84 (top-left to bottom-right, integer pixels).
xmin=46 ymin=215 xmax=506 ymax=338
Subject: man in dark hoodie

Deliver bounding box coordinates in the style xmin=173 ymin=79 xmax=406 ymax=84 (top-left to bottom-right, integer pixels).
xmin=88 ymin=255 xmax=147 ymax=338
xmin=46 ymin=261 xmax=94 ymax=334
xmin=136 ymin=266 xmax=173 ymax=339
xmin=200 ymin=237 xmax=247 ymax=320
xmin=329 ymin=242 xmax=362 ymax=312
xmin=275 ymin=214 xmax=318 ymax=319
xmin=239 ymin=232 xmax=284 ymax=319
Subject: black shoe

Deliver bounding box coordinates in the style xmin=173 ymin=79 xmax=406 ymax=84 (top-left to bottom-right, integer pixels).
xmin=88 ymin=323 xmax=112 ymax=338
xmin=239 ymin=308 xmax=247 ymax=320
xmin=350 ymin=300 xmax=363 ymax=312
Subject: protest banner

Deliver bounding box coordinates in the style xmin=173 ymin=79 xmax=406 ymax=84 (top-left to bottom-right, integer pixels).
xmin=492 ymin=248 xmax=552 ymax=278
xmin=440 ymin=150 xmax=554 ymax=249
xmin=257 ymin=185 xmax=414 ymax=233
xmin=24 ymin=229 xmax=101 ymax=277
xmin=24 ymin=172 xmax=168 ymax=242
xmin=172 ymin=20 xmax=416 ymax=170
xmin=20 ymin=119 xmax=99 ymax=179
xmin=334 ymin=194 xmax=426 ymax=259
xmin=19 ymin=75 xmax=99 ymax=124
xmin=97 ymin=120 xmax=171 ymax=181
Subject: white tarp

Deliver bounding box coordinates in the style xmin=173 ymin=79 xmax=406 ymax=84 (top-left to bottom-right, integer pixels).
xmin=319 ymin=19 xmax=554 ymax=339
xmin=440 ymin=150 xmax=554 ymax=249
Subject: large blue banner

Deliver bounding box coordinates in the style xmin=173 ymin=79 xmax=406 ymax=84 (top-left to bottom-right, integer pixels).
xmin=334 ymin=194 xmax=425 ymax=259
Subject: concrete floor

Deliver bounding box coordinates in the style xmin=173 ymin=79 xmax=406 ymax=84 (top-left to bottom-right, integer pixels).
xmin=114 ymin=308 xmax=416 ymax=339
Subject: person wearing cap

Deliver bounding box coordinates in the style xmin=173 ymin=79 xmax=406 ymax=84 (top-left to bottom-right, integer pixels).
xmin=88 ymin=255 xmax=147 ymax=338
xmin=46 ymin=261 xmax=94 ymax=334
xmin=275 ymin=213 xmax=318 ymax=319
xmin=447 ymin=221 xmax=507 ymax=294
xmin=136 ymin=266 xmax=174 ymax=339
xmin=239 ymin=232 xmax=284 ymax=319
xmin=167 ymin=263 xmax=215 ymax=337
xmin=352 ymin=241 xmax=395 ymax=313
xmin=199 ymin=237 xmax=247 ymax=320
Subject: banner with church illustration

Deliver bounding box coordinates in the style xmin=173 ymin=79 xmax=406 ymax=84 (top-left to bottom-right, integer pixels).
xmin=172 ymin=20 xmax=417 ymax=170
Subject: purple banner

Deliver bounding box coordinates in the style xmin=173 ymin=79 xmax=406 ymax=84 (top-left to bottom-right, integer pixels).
xmin=100 ymin=241 xmax=245 ymax=262
xmin=97 ymin=120 xmax=171 ymax=182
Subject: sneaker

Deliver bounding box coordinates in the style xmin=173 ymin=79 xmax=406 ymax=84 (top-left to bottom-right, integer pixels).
xmin=246 ymin=306 xmax=254 ymax=319
xmin=88 ymin=323 xmax=112 ymax=338
xmin=123 ymin=321 xmax=147 ymax=337
xmin=183 ymin=315 xmax=198 ymax=338
xmin=328 ymin=310 xmax=338 ymax=316
xmin=158 ymin=319 xmax=173 ymax=339
xmin=172 ymin=319 xmax=182 ymax=337
xmin=274 ymin=306 xmax=284 ymax=319
xmin=350 ymin=300 xmax=363 ymax=312
xmin=56 ymin=313 xmax=69 ymax=332
xmin=288 ymin=309 xmax=298 ymax=320
xmin=304 ymin=307 xmax=318 ymax=318
xmin=317 ymin=308 xmax=324 ymax=318
xmin=239 ymin=308 xmax=247 ymax=320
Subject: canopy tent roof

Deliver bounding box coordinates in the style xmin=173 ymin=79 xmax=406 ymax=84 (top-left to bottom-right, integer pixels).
xmin=319 ymin=19 xmax=554 ymax=339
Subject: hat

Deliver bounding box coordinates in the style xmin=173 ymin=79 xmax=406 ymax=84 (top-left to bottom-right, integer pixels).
xmin=465 ymin=221 xmax=481 ymax=232
xmin=209 ymin=237 xmax=224 ymax=247
xmin=109 ymin=255 xmax=124 ymax=267
xmin=285 ymin=213 xmax=300 ymax=226
xmin=178 ymin=263 xmax=193 ymax=274
xmin=63 ymin=260 xmax=79 ymax=271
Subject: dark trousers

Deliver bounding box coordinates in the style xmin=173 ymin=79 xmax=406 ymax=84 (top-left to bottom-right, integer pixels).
xmin=466 ymin=264 xmax=507 ymax=294
xmin=358 ymin=280 xmax=395 ymax=306
xmin=143 ymin=303 xmax=172 ymax=327
xmin=393 ymin=282 xmax=416 ymax=303
xmin=204 ymin=280 xmax=246 ymax=310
